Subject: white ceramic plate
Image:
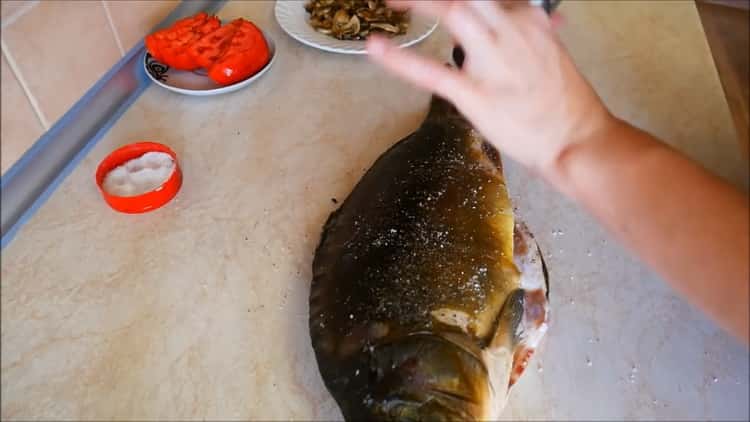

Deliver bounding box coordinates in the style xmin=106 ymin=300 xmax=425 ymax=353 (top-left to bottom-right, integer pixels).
xmin=275 ymin=1 xmax=438 ymax=54
xmin=143 ymin=32 xmax=276 ymax=96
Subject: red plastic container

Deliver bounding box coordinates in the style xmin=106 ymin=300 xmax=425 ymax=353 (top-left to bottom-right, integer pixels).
xmin=95 ymin=142 xmax=182 ymax=213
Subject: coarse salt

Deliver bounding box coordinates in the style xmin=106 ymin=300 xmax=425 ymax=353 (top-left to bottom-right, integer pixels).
xmin=102 ymin=152 xmax=175 ymax=197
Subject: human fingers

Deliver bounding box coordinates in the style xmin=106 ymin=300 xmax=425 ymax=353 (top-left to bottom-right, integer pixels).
xmin=388 ymin=1 xmax=497 ymax=50
xmin=464 ymin=0 xmax=513 ymax=29
xmin=367 ymin=35 xmax=475 ymax=106
xmin=503 ymin=1 xmax=553 ymax=28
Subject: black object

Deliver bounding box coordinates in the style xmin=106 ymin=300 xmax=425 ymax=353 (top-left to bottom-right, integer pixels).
xmin=542 ymin=0 xmax=562 ymax=14
xmin=145 ymin=53 xmax=169 ymax=82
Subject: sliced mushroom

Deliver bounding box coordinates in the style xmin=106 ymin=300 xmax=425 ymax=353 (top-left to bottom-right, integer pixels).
xmin=333 ymin=9 xmax=351 ymax=27
xmin=339 ymin=15 xmax=361 ymax=38
xmin=305 ymin=0 xmax=409 ymax=40
xmin=369 ymin=22 xmax=399 ymax=33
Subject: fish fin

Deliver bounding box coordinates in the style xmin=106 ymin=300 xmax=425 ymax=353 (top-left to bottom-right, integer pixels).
xmin=487 ymin=290 xmax=548 ymax=390
xmin=508 ymin=289 xmax=548 ymax=387
xmin=486 ymin=289 xmax=526 ymax=351
xmin=485 ymin=221 xmax=550 ymax=389
xmin=508 ymin=221 xmax=550 ymax=387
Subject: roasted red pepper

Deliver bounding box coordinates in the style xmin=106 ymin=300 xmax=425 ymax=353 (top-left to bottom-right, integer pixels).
xmin=187 ymin=21 xmax=239 ymax=69
xmin=145 ymin=12 xmax=220 ymax=71
xmin=206 ymin=19 xmax=270 ymax=86
xmin=145 ymin=14 xmax=270 ymax=85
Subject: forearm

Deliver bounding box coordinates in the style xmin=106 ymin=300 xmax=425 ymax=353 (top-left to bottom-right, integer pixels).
xmin=367 ymin=0 xmax=748 ymax=341
xmin=548 ymin=117 xmax=750 ymax=342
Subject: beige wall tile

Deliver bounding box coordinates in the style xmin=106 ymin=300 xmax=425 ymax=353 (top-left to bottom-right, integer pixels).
xmin=1 ymin=0 xmax=36 ymax=27
xmin=1 ymin=55 xmax=43 ymax=174
xmin=1 ymin=1 xmax=121 ymax=126
xmin=106 ymin=0 xmax=178 ymax=53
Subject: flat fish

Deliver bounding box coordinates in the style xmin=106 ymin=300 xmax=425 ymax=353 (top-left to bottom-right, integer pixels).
xmin=310 ymin=96 xmax=549 ymax=420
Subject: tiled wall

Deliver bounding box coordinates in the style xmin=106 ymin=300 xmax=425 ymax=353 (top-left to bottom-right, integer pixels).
xmin=1 ymin=0 xmax=178 ymax=174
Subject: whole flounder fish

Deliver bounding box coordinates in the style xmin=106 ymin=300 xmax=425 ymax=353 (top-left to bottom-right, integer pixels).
xmin=310 ymin=96 xmax=549 ymax=421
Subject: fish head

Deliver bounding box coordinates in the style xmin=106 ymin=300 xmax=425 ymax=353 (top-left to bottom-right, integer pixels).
xmin=361 ymin=333 xmax=507 ymax=421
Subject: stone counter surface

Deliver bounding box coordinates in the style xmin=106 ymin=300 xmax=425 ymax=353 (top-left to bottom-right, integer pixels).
xmin=2 ymin=1 xmax=748 ymax=420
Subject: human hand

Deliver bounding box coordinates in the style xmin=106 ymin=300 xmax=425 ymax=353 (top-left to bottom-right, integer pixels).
xmin=367 ymin=0 xmax=616 ymax=177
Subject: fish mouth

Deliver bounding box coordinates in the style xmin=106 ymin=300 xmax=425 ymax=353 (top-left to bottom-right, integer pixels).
xmin=407 ymin=331 xmax=487 ymax=365
xmin=426 ymin=386 xmax=479 ymax=405
xmin=367 ymin=388 xmax=480 ymax=421
xmin=364 ymin=332 xmax=492 ymax=420
xmin=385 ymin=331 xmax=490 ymax=377
xmin=371 ymin=394 xmax=476 ymax=421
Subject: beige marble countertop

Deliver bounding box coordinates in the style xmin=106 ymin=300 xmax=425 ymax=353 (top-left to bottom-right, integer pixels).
xmin=2 ymin=1 xmax=748 ymax=420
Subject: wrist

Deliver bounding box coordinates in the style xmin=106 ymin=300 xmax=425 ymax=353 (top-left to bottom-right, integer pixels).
xmin=541 ymin=111 xmax=623 ymax=195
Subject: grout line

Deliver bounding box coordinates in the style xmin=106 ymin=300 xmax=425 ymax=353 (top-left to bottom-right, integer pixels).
xmin=0 ymin=0 xmax=39 ymax=29
xmin=101 ymin=0 xmax=125 ymax=57
xmin=1 ymin=39 xmax=49 ymax=129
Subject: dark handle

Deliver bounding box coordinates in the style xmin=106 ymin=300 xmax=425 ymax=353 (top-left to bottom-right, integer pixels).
xmin=541 ymin=0 xmax=562 ymax=14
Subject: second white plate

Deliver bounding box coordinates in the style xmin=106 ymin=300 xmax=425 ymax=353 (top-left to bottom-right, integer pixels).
xmin=275 ymin=1 xmax=438 ymax=55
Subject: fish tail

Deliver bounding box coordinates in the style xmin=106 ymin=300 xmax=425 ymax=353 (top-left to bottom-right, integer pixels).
xmin=425 ymin=95 xmax=461 ymax=121
xmin=425 ymin=45 xmax=464 ymax=122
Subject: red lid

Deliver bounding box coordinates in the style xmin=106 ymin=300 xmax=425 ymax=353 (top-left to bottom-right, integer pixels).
xmin=95 ymin=142 xmax=182 ymax=213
